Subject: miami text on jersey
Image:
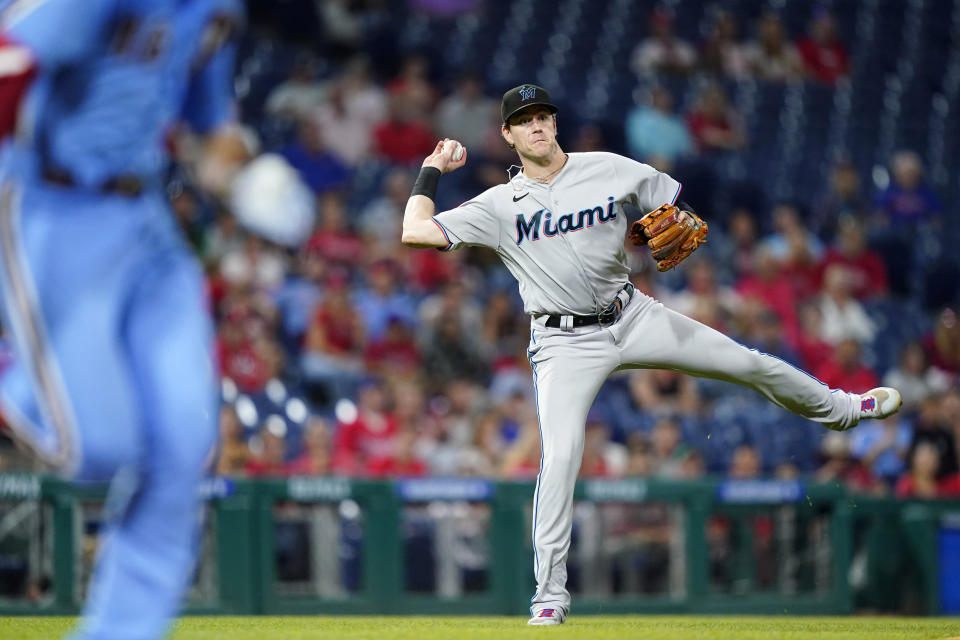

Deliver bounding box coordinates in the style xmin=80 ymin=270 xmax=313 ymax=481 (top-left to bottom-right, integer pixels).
xmin=515 ymin=197 xmax=616 ymax=245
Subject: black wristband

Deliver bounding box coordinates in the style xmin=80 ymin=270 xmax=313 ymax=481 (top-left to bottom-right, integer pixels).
xmin=411 ymin=166 xmax=441 ymax=200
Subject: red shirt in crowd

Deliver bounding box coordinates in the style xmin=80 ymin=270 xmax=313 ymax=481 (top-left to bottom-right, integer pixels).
xmin=365 ymin=336 xmax=421 ymax=373
xmin=817 ymin=249 xmax=888 ymax=299
xmin=813 ymin=357 xmax=878 ymax=393
xmin=735 ymin=275 xmax=801 ymax=336
xmin=331 ymin=411 xmax=399 ymax=476
xmin=218 ymin=339 xmax=270 ymax=392
xmin=796 ymin=37 xmax=849 ymax=84
xmin=687 ymin=111 xmax=735 ymax=152
xmin=304 ymin=230 xmax=363 ymax=270
xmin=310 ymin=306 xmax=362 ymax=355
xmin=895 ymin=473 xmax=960 ymax=499
xmin=374 ymin=120 xmax=436 ymax=165
xmin=793 ymin=331 xmax=834 ymax=372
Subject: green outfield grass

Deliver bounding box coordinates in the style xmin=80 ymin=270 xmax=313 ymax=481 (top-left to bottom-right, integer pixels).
xmin=2 ymin=616 xmax=959 ymax=640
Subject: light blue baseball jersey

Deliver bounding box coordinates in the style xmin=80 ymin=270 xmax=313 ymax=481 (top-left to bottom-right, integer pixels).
xmin=3 ymin=0 xmax=240 ymax=185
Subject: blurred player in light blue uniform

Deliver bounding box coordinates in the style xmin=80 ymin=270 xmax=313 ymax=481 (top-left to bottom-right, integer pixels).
xmin=0 ymin=1 xmax=242 ymax=638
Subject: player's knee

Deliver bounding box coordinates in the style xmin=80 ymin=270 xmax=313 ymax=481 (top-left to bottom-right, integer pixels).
xmin=542 ymin=442 xmax=582 ymax=472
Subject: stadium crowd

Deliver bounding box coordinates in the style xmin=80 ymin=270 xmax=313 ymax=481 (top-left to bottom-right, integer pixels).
xmin=2 ymin=2 xmax=959 ymax=500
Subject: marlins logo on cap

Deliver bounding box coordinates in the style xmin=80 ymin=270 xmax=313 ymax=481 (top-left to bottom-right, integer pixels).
xmin=501 ymin=83 xmax=558 ymax=124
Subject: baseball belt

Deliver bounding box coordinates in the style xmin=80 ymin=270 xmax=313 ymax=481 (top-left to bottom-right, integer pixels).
xmin=545 ymin=283 xmax=634 ymax=330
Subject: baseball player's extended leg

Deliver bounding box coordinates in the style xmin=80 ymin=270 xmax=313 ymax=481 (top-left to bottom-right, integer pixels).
xmin=526 ymin=328 xmax=619 ymax=619
xmin=614 ymin=298 xmax=860 ymax=429
xmin=76 ymin=212 xmax=217 ymax=640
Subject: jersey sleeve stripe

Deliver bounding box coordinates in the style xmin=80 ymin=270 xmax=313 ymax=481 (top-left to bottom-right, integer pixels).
xmin=431 ymin=218 xmax=454 ymax=251
xmin=671 ymin=182 xmax=682 ymax=205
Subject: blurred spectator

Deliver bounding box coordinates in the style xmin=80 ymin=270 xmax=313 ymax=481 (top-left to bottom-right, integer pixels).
xmin=850 ymin=416 xmax=911 ymax=488
xmin=816 ymin=265 xmax=876 ymax=345
xmin=816 ymin=217 xmax=888 ymax=300
xmin=358 ymin=259 xmax=418 ymax=341
xmin=895 ymin=441 xmax=960 ymax=498
xmin=421 ymin=310 xmax=488 ymax=389
xmin=724 ymin=207 xmax=760 ymax=277
xmin=358 ymin=168 xmax=414 ymax=247
xmin=630 ymin=8 xmax=697 ymax=76
xmin=434 ymin=73 xmax=499 ymax=151
xmin=698 ymin=10 xmax=749 ymax=78
xmin=663 ymin=256 xmax=740 ymax=330
xmin=331 ymin=380 xmax=399 ymax=475
xmin=499 ymin=422 xmax=541 ymax=479
xmin=795 ymin=9 xmax=849 ymax=85
xmin=205 ymin=207 xmax=245 ymax=268
xmin=279 ymin=116 xmax=351 ymax=195
xmin=813 ymin=338 xmax=878 ymax=393
xmin=386 ymin=52 xmax=438 ymax=114
xmin=760 ymin=202 xmax=823 ymax=298
xmin=265 ymin=53 xmax=327 ymax=121
xmin=649 ymin=418 xmax=690 ymax=479
xmin=420 ymin=378 xmax=483 ymax=470
xmin=287 ymin=416 xmax=333 ymax=475
xmin=373 ymin=93 xmax=437 ymax=165
xmin=570 ymin=123 xmax=607 ymax=153
xmin=312 ymin=57 xmax=388 ymax=166
xmin=301 ymin=273 xmax=367 ymax=403
xmin=625 ymin=87 xmax=695 ymax=164
xmin=907 ymin=394 xmax=959 ymax=478
xmin=391 ymin=378 xmax=429 ymax=433
xmin=728 ymin=444 xmax=761 ymax=478
xmin=215 ymin=406 xmax=251 ymax=475
xmin=464 ymin=410 xmax=508 ymax=476
xmin=811 ymin=158 xmax=868 ymax=238
xmin=735 ymin=247 xmax=800 ymax=337
xmin=924 ymin=307 xmax=960 ymax=376
xmin=792 ymin=303 xmax=834 ymax=371
xmin=220 ymin=235 xmax=289 ymax=292
xmin=245 ymin=422 xmax=289 ymax=476
xmin=304 ymin=192 xmax=364 ymax=270
xmin=874 ymin=151 xmax=942 ymax=228
xmin=743 ymin=13 xmax=803 ymax=82
xmin=418 ymin=280 xmax=484 ymax=345
xmin=739 ymin=308 xmax=801 ymax=366
xmin=318 ymin=0 xmax=385 ymax=59
xmin=273 ymin=250 xmax=325 ymax=351
xmin=686 ymin=83 xmax=745 ymax=153
xmin=677 ymin=449 xmax=707 ymax=480
xmin=624 ymin=432 xmax=656 ymax=476
xmin=217 ymin=293 xmax=284 ymax=394
xmin=815 ymin=431 xmax=881 ymax=493
xmin=368 ymin=427 xmax=428 ymax=477
xmin=882 ymin=341 xmax=951 ymax=411
xmin=580 ymin=419 xmax=626 ymax=478
xmin=364 ymin=316 xmax=421 ymax=376
xmin=629 ymin=369 xmax=701 ymax=418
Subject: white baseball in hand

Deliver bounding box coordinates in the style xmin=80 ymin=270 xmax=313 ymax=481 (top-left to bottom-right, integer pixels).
xmin=443 ymin=140 xmax=464 ymax=162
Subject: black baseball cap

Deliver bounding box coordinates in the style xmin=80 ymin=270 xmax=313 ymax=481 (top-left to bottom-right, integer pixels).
xmin=501 ymin=84 xmax=558 ymax=125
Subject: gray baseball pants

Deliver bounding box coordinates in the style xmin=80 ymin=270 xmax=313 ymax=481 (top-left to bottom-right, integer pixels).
xmin=525 ymin=292 xmax=860 ymax=615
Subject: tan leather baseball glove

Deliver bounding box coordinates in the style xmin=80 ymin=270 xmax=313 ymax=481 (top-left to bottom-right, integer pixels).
xmin=629 ymin=203 xmax=709 ymax=272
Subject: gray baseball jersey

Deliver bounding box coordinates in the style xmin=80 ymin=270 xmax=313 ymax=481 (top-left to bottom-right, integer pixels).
xmin=432 ymin=152 xmax=681 ymax=315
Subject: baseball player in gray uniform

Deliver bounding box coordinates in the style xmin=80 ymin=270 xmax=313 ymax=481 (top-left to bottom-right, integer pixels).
xmin=401 ymin=83 xmax=902 ymax=625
